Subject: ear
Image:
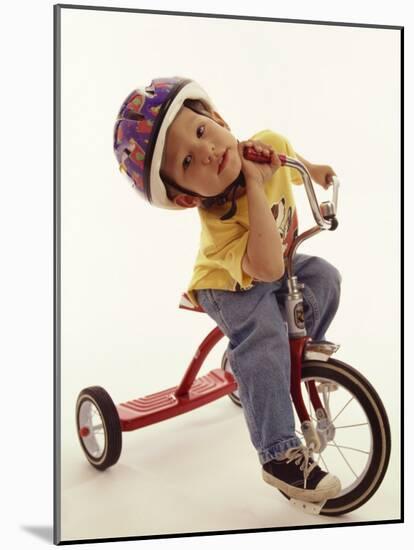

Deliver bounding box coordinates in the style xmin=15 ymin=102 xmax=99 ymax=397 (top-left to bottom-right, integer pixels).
xmin=173 ymin=194 xmax=202 ymax=208
xmin=211 ymin=110 xmax=231 ymax=131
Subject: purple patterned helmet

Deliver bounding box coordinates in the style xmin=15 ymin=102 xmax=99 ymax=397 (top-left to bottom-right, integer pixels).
xmin=113 ymin=77 xmax=216 ymax=210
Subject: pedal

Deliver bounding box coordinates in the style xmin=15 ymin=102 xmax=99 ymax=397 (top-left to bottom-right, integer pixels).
xmin=289 ymin=498 xmax=327 ymax=515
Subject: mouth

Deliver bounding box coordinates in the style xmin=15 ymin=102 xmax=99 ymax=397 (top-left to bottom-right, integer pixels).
xmin=218 ymin=149 xmax=228 ymax=174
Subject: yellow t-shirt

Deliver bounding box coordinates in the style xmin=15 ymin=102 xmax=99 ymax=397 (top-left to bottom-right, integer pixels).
xmin=186 ymin=130 xmax=302 ymax=307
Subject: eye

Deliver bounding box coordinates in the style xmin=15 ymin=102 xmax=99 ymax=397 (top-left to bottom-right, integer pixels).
xmin=183 ymin=155 xmax=192 ymax=170
xmin=183 ymin=125 xmax=205 ymax=170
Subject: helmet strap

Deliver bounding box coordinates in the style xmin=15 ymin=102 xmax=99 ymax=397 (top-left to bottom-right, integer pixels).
xmin=166 ymin=171 xmax=246 ymax=220
xmin=214 ymin=172 xmax=246 ymax=220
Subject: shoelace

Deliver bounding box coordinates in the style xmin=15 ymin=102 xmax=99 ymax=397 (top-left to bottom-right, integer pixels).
xmin=284 ymin=446 xmax=318 ymax=489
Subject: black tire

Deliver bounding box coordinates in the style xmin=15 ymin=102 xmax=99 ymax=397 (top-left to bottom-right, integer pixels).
xmin=285 ymin=359 xmax=391 ymax=516
xmin=76 ymin=386 xmax=122 ymax=471
xmin=221 ymin=352 xmax=242 ymax=407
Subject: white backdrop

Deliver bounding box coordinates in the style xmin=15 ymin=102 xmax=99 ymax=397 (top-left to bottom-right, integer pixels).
xmin=58 ymin=5 xmax=401 ymax=543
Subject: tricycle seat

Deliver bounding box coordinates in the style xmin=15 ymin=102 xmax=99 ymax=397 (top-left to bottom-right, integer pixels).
xmin=179 ymin=292 xmax=205 ymax=313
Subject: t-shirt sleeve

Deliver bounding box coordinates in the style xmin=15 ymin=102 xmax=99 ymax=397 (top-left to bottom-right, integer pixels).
xmin=282 ymin=135 xmax=303 ymax=186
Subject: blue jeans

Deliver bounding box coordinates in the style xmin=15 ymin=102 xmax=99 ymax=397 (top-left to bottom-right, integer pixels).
xmin=195 ymin=254 xmax=341 ymax=465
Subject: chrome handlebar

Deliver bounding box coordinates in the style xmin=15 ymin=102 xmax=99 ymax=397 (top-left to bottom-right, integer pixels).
xmin=279 ymin=155 xmax=340 ymax=279
xmin=280 ymin=155 xmax=340 ymax=229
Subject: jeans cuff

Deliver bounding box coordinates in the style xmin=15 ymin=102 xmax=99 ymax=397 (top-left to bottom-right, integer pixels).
xmin=258 ymin=436 xmax=303 ymax=465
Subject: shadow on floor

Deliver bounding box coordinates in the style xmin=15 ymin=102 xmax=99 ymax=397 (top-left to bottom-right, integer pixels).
xmin=21 ymin=525 xmax=53 ymax=543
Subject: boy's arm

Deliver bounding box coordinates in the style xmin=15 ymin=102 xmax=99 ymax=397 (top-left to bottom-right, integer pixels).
xmin=237 ymin=139 xmax=284 ymax=283
xmin=295 ymin=152 xmax=336 ymax=190
xmin=242 ymin=177 xmax=284 ymax=282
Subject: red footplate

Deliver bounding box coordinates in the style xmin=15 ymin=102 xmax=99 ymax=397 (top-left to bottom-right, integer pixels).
xmin=117 ymin=369 xmax=237 ymax=431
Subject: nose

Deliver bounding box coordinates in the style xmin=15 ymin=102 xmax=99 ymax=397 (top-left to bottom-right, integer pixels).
xmin=199 ymin=141 xmax=216 ymax=165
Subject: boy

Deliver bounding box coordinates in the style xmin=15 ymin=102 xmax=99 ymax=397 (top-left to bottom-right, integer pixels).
xmin=114 ymin=76 xmax=341 ymax=503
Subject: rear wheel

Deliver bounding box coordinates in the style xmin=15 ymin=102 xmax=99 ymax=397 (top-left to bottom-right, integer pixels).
xmin=76 ymin=386 xmax=122 ymax=470
xmin=221 ymin=351 xmax=241 ymax=407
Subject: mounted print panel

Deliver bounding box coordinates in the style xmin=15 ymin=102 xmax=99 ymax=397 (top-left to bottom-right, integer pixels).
xmin=54 ymin=4 xmax=402 ymax=545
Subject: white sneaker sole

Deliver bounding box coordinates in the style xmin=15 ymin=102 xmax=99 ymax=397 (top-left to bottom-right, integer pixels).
xmin=262 ymin=470 xmax=341 ymax=503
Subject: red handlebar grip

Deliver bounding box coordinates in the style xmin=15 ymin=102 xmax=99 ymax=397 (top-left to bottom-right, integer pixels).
xmin=243 ymin=146 xmax=271 ymax=163
xmin=243 ymin=146 xmax=287 ymax=166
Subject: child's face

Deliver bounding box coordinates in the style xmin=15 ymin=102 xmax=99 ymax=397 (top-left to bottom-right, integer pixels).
xmin=162 ymin=106 xmax=242 ymax=203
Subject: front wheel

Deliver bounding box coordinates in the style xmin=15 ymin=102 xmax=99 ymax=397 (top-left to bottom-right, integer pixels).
xmin=290 ymin=359 xmax=391 ymax=516
xmin=221 ymin=352 xmax=391 ymax=516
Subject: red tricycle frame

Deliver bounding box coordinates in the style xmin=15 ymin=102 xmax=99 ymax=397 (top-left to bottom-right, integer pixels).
xmin=76 ymin=155 xmax=391 ymax=516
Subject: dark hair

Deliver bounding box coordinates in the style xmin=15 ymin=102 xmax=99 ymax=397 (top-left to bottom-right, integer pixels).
xmin=183 ymin=97 xmax=212 ymax=118
xmin=160 ymin=170 xmax=181 ymax=201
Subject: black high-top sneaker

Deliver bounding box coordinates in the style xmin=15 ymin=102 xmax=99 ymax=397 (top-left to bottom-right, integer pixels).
xmin=262 ymin=445 xmax=341 ymax=502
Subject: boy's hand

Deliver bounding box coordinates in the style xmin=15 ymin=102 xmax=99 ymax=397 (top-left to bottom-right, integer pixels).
xmin=309 ymin=163 xmax=337 ymax=190
xmin=238 ymin=140 xmax=281 ymax=186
